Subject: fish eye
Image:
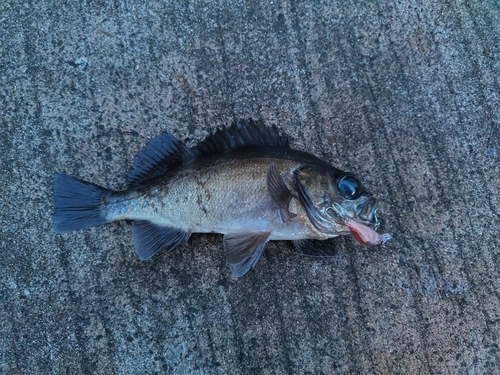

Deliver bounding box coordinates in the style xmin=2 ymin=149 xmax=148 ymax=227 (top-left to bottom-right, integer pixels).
xmin=337 ymin=174 xmax=362 ymax=200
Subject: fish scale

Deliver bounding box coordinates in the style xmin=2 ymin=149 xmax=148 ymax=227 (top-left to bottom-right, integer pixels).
xmin=112 ymin=158 xmax=296 ymax=235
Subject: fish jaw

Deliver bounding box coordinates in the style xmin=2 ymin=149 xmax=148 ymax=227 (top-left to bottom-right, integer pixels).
xmin=329 ymin=197 xmax=392 ymax=246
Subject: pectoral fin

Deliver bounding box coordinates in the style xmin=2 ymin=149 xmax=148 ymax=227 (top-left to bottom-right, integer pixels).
xmin=266 ymin=163 xmax=296 ymax=222
xmin=224 ymin=231 xmax=270 ymax=277
xmin=132 ymin=221 xmax=190 ymax=260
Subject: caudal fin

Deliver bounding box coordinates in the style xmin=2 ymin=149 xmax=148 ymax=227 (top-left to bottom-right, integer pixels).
xmin=53 ymin=174 xmax=110 ymax=232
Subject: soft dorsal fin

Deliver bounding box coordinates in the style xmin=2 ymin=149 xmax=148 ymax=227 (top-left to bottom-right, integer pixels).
xmin=127 ymin=133 xmax=193 ymax=186
xmin=195 ymin=119 xmax=289 ymax=156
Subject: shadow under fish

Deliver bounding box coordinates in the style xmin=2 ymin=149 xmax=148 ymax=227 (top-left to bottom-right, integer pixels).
xmin=53 ymin=119 xmax=391 ymax=277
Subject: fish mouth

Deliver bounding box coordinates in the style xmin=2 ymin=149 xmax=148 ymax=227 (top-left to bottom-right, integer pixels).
xmin=325 ymin=198 xmax=392 ymax=246
xmin=329 ymin=195 xmax=380 ymax=228
xmin=326 ymin=197 xmax=392 ymax=246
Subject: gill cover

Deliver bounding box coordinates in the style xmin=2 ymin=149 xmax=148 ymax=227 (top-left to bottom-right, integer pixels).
xmin=293 ymin=171 xmax=337 ymax=234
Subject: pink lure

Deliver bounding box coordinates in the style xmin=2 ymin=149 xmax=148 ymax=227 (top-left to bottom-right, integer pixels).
xmin=345 ymin=218 xmax=392 ymax=246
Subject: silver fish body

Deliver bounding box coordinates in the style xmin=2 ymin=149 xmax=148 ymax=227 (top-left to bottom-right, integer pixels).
xmin=53 ymin=120 xmax=390 ymax=277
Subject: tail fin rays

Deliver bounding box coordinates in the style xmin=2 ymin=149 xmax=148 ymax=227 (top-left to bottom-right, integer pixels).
xmin=53 ymin=174 xmax=110 ymax=232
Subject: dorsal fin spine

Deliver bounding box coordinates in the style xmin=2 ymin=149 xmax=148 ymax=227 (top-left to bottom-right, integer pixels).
xmin=195 ymin=119 xmax=289 ymax=156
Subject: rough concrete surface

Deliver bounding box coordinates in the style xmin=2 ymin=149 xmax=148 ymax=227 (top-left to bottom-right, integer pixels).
xmin=1 ymin=0 xmax=499 ymax=374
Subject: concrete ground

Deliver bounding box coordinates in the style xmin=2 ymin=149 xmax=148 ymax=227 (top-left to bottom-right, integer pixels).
xmin=1 ymin=1 xmax=499 ymax=374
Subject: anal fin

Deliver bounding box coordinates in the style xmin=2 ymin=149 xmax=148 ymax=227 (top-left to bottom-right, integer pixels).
xmin=224 ymin=231 xmax=270 ymax=277
xmin=132 ymin=221 xmax=190 ymax=260
xmin=266 ymin=163 xmax=296 ymax=222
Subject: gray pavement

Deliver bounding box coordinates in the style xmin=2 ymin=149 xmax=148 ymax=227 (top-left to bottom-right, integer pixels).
xmin=1 ymin=1 xmax=499 ymax=374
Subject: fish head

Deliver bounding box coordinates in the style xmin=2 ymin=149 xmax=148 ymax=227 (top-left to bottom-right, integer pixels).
xmin=293 ymin=165 xmax=389 ymax=245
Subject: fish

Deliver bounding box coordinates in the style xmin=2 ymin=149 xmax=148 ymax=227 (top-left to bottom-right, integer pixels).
xmin=53 ymin=119 xmax=391 ymax=277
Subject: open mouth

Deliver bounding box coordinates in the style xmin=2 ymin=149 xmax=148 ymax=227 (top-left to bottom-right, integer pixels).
xmin=327 ymin=200 xmax=391 ymax=246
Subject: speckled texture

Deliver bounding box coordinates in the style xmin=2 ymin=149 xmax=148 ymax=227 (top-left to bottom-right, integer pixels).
xmin=1 ymin=1 xmax=499 ymax=374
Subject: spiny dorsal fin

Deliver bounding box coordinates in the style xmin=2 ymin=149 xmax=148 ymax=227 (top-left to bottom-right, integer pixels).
xmin=127 ymin=133 xmax=193 ymax=186
xmin=195 ymin=119 xmax=289 ymax=156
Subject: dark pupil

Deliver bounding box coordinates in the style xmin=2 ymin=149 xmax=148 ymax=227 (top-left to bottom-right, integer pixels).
xmin=338 ymin=175 xmax=360 ymax=199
